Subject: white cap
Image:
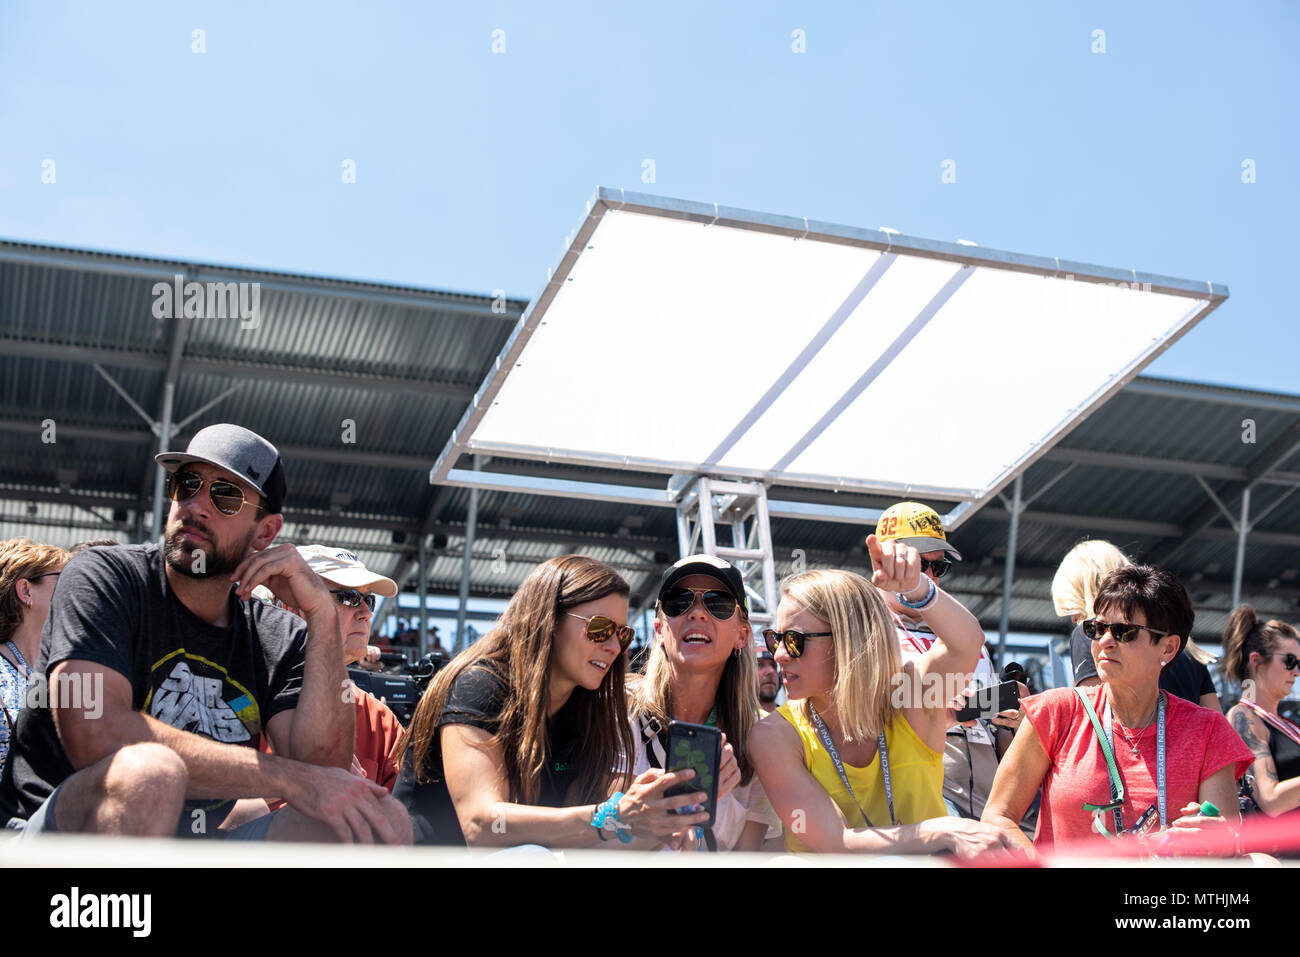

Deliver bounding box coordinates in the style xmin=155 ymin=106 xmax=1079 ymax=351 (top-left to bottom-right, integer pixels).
xmin=296 ymin=544 xmax=398 ymax=597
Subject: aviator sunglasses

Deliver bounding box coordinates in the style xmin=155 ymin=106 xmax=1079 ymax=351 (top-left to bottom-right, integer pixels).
xmin=1082 ymin=618 xmax=1172 ymax=643
xmin=566 ymin=613 xmax=635 ymax=652
xmin=658 ymin=587 xmax=739 ymax=621
xmin=762 ymin=628 xmax=833 ymax=659
xmin=165 ymin=469 xmax=265 ymax=516
xmin=331 ymin=588 xmax=377 ymax=612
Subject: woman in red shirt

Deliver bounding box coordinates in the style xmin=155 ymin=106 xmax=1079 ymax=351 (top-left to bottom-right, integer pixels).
xmin=982 ymin=565 xmax=1252 ymax=857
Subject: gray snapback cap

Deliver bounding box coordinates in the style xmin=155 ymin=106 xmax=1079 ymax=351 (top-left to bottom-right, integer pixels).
xmin=155 ymin=423 xmax=287 ymax=513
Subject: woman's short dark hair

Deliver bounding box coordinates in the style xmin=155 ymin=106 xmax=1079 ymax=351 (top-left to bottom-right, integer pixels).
xmin=1094 ymin=564 xmax=1193 ymax=659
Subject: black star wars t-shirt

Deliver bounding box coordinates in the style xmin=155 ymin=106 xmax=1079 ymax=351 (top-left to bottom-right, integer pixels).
xmin=0 ymin=543 xmax=307 ymax=836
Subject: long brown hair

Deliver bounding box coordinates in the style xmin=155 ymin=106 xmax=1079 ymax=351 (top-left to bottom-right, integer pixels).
xmin=1222 ymin=604 xmax=1300 ymax=685
xmin=0 ymin=538 xmax=70 ymax=644
xmin=393 ymin=555 xmax=634 ymax=805
xmin=631 ymin=604 xmax=758 ymax=785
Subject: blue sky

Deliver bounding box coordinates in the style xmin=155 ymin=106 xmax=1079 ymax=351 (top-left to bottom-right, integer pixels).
xmin=2 ymin=1 xmax=1295 ymax=392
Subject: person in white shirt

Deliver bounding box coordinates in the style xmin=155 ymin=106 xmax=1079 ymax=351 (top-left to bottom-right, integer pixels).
xmin=627 ymin=555 xmax=780 ymax=851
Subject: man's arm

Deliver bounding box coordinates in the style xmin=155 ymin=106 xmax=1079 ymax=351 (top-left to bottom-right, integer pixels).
xmin=267 ymin=607 xmax=351 ymax=768
xmin=53 ymin=659 xmax=397 ymax=842
xmin=230 ymin=545 xmax=353 ymax=768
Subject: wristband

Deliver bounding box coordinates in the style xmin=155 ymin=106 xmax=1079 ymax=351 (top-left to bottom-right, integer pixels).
xmin=591 ymin=792 xmax=633 ymax=843
xmin=896 ymin=576 xmax=937 ymax=610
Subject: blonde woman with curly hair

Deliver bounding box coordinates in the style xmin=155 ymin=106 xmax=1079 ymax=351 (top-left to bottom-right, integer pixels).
xmin=750 ymin=536 xmax=1013 ymax=858
xmin=1053 ymin=540 xmax=1219 ymax=708
xmin=0 ymin=538 xmax=69 ymax=775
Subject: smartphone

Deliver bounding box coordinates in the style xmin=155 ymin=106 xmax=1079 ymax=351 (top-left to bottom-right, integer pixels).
xmin=954 ymin=679 xmax=1021 ymax=722
xmin=662 ymin=720 xmax=722 ymax=827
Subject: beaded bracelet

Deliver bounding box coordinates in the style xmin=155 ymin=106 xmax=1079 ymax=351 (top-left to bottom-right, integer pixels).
xmin=591 ymin=792 xmax=633 ymax=843
xmin=896 ymin=575 xmax=937 ymax=610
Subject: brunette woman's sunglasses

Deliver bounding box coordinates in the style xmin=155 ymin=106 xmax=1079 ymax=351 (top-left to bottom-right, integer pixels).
xmin=567 ymin=613 xmax=635 ymax=652
xmin=659 ymin=587 xmax=739 ymax=621
xmin=331 ymin=588 xmax=376 ymax=612
xmin=1267 ymin=653 xmax=1300 ymax=671
xmin=920 ymin=557 xmax=952 ymax=579
xmin=165 ymin=469 xmax=265 ymax=516
xmin=762 ymin=628 xmax=833 ymax=659
xmin=1082 ymin=618 xmax=1171 ymax=643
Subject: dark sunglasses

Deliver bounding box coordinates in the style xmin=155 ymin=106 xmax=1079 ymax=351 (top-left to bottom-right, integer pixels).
xmin=920 ymin=557 xmax=952 ymax=579
xmin=1267 ymin=653 xmax=1300 ymax=672
xmin=1082 ymin=618 xmax=1172 ymax=643
xmin=659 ymin=587 xmax=739 ymax=621
xmin=762 ymin=628 xmax=832 ymax=659
xmin=165 ymin=469 xmax=265 ymax=517
xmin=566 ymin=613 xmax=635 ymax=652
xmin=331 ymin=588 xmax=376 ymax=612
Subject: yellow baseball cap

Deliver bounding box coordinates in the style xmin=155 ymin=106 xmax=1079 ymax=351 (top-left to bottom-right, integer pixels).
xmin=874 ymin=502 xmax=962 ymax=560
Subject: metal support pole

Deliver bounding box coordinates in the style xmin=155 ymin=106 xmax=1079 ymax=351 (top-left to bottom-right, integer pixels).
xmin=417 ymin=534 xmax=428 ymax=657
xmin=996 ymin=475 xmax=1023 ymax=671
xmin=1231 ymin=487 xmax=1251 ymax=610
xmin=149 ymin=382 xmax=175 ymax=542
xmin=456 ymin=454 xmax=482 ymax=652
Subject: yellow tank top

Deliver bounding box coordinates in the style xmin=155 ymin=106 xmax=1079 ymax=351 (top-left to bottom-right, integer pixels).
xmin=777 ymin=701 xmax=945 ymax=852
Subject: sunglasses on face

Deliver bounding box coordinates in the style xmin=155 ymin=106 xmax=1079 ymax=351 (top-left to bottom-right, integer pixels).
xmin=1267 ymin=653 xmax=1300 ymax=672
xmin=658 ymin=587 xmax=739 ymax=621
xmin=331 ymin=588 xmax=376 ymax=612
xmin=920 ymin=557 xmax=952 ymax=579
xmin=762 ymin=628 xmax=832 ymax=659
xmin=567 ymin=613 xmax=635 ymax=652
xmin=1082 ymin=618 xmax=1172 ymax=643
xmin=165 ymin=469 xmax=265 ymax=517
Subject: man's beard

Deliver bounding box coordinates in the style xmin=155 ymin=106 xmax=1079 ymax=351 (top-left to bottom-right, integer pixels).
xmin=164 ymin=521 xmax=253 ymax=579
xmin=758 ymin=683 xmax=779 ymax=704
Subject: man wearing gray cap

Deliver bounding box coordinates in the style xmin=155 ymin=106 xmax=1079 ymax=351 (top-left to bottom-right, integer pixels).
xmin=0 ymin=424 xmax=410 ymax=843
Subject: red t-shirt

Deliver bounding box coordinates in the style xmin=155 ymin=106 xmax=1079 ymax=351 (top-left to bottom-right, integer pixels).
xmin=259 ymin=689 xmax=405 ymax=805
xmin=1022 ymin=684 xmax=1253 ymax=850
xmin=354 ymin=689 xmax=405 ymax=792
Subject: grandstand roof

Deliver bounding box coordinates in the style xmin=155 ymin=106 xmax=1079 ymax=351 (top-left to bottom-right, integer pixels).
xmin=2 ymin=237 xmax=1296 ymax=643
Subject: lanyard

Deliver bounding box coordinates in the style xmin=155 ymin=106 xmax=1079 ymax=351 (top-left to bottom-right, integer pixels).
xmin=809 ymin=706 xmax=894 ymax=827
xmin=1238 ymin=698 xmax=1300 ymax=749
xmin=1101 ymin=691 xmax=1166 ymax=832
xmin=2 ymin=641 xmax=31 ymax=678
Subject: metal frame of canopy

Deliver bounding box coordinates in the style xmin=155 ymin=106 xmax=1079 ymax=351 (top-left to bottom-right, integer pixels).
xmin=430 ymin=188 xmax=1228 ymax=637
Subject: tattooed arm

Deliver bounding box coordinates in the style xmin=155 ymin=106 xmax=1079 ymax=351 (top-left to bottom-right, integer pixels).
xmin=1229 ymin=706 xmax=1300 ymax=816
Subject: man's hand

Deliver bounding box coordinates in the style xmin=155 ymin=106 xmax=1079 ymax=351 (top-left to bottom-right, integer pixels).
xmin=867 ymin=534 xmax=924 ymax=599
xmin=231 ymin=544 xmax=334 ymax=620
xmin=990 ymin=681 xmax=1030 ymax=732
xmin=281 ymin=763 xmax=402 ymax=844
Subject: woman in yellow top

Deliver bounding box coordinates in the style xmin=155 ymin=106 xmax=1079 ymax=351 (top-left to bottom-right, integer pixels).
xmin=750 ymin=535 xmax=1014 ymax=858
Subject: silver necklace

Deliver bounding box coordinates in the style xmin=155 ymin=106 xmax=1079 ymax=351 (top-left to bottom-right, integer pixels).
xmin=1115 ymin=700 xmax=1158 ymax=755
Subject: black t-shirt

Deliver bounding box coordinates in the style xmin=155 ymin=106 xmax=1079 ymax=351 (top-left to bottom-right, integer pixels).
xmin=1268 ymin=723 xmax=1300 ymax=783
xmin=1069 ymin=622 xmax=1217 ymax=703
xmin=0 ymin=543 xmax=307 ymax=835
xmin=393 ymin=664 xmax=585 ymax=846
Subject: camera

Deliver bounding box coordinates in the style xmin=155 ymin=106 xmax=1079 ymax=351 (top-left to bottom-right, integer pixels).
xmin=346 ymin=650 xmax=451 ymax=725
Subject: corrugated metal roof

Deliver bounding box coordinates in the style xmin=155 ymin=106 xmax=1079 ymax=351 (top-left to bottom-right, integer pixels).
xmin=2 ymin=239 xmax=1297 ymax=637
